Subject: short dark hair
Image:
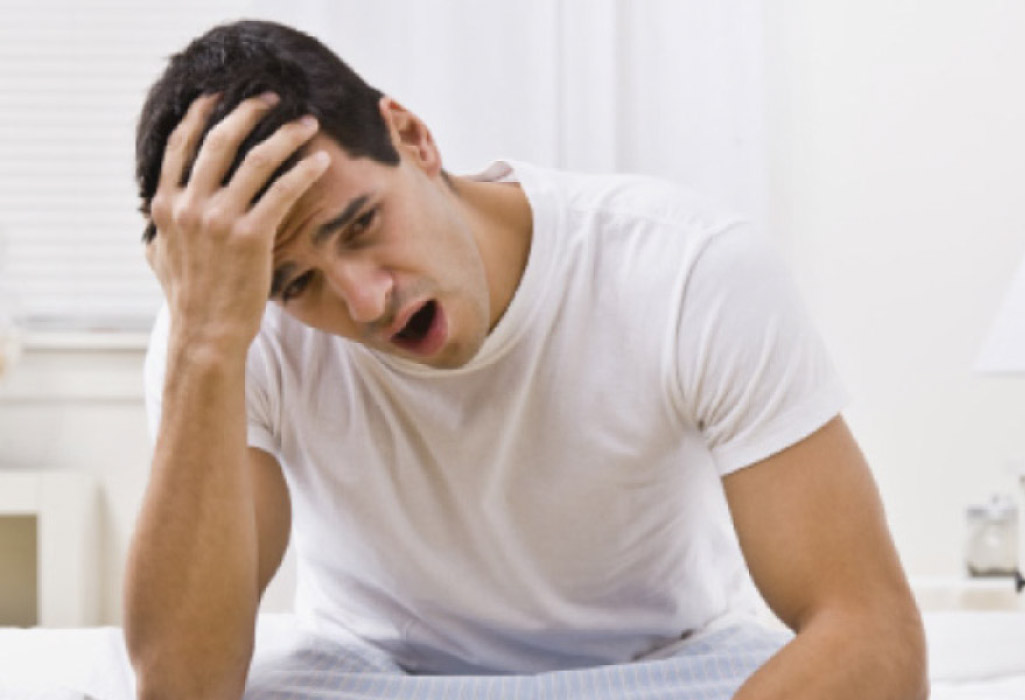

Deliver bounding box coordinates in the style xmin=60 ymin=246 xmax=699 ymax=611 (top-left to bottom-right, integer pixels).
xmin=136 ymin=19 xmax=399 ymax=242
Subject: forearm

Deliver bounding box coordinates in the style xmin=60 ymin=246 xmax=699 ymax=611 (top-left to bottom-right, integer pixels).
xmin=733 ymin=605 xmax=928 ymax=700
xmin=124 ymin=341 xmax=258 ymax=699
xmin=125 ymin=85 xmax=327 ymax=697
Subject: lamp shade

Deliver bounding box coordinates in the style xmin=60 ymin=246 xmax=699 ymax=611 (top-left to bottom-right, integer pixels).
xmin=977 ymin=251 xmax=1025 ymax=374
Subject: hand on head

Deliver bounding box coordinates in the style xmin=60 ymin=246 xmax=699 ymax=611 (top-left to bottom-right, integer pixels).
xmin=145 ymin=92 xmax=330 ymax=357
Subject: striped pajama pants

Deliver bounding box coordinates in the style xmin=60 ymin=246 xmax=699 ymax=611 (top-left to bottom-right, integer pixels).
xmin=244 ymin=622 xmax=791 ymax=700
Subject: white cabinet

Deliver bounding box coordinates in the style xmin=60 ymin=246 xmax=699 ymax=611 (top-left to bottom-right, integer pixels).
xmin=0 ymin=471 xmax=99 ymax=626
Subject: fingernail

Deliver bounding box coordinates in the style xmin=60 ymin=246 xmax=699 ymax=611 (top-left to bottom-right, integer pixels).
xmin=300 ymin=115 xmax=318 ymax=129
xmin=313 ymin=151 xmax=330 ymax=167
xmin=258 ymin=91 xmax=280 ymax=106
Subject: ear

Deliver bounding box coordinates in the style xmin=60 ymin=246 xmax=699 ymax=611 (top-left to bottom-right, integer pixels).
xmin=378 ymin=96 xmax=442 ymax=176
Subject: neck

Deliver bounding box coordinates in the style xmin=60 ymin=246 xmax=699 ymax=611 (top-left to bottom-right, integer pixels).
xmin=450 ymin=175 xmax=533 ymax=330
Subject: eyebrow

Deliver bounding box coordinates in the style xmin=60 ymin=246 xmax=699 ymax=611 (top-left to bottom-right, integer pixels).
xmin=312 ymin=194 xmax=370 ymax=247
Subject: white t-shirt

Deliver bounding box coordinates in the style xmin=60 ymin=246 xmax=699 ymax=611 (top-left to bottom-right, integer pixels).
xmin=145 ymin=160 xmax=847 ymax=674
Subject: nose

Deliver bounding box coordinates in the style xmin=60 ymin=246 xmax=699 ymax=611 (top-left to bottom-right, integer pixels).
xmin=325 ymin=258 xmax=392 ymax=325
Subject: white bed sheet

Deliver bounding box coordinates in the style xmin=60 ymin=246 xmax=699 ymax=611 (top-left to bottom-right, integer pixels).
xmin=927 ymin=611 xmax=1025 ymax=699
xmin=0 ymin=612 xmax=1022 ymax=699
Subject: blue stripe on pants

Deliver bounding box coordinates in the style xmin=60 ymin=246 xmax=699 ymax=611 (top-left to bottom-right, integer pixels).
xmin=245 ymin=622 xmax=791 ymax=700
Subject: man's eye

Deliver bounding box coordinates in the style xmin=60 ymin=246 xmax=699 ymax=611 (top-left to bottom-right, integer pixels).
xmin=282 ymin=271 xmax=314 ymax=302
xmin=348 ymin=208 xmax=377 ymax=240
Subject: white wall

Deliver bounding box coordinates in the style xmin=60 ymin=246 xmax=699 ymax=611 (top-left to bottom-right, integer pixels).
xmin=0 ymin=338 xmax=301 ymax=624
xmin=252 ymin=0 xmax=767 ymax=218
xmin=0 ymin=342 xmax=151 ymax=623
xmin=3 ymin=2 xmax=1025 ymax=626
xmin=766 ymin=1 xmax=1025 ymax=575
xmin=1 ymin=1 xmax=768 ymax=625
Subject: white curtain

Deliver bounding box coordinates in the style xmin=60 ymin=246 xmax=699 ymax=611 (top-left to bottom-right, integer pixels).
xmin=253 ymin=0 xmax=767 ymax=212
xmin=0 ymin=0 xmax=764 ymax=332
xmin=0 ymin=0 xmax=249 ymax=331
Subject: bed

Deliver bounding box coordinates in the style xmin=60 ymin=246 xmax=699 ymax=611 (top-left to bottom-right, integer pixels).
xmin=0 ymin=611 xmax=1023 ymax=699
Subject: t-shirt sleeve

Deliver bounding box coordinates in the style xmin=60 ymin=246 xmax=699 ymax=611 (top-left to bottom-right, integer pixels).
xmin=143 ymin=302 xmax=282 ymax=459
xmin=244 ymin=331 xmax=282 ymax=459
xmin=672 ymin=223 xmax=849 ymax=476
xmin=142 ymin=302 xmax=170 ymax=446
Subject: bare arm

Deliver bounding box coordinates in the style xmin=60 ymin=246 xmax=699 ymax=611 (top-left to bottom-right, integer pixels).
xmin=123 ymin=93 xmax=327 ymax=699
xmin=725 ymin=416 xmax=928 ymax=700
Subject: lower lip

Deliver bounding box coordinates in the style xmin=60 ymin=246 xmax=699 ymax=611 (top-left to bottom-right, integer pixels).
xmin=394 ymin=303 xmax=447 ymax=357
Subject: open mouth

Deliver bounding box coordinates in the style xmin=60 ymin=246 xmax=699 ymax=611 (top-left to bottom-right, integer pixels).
xmin=391 ymin=300 xmax=444 ymax=355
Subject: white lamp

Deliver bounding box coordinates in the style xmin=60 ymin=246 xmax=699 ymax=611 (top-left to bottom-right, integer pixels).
xmin=976 ymin=251 xmax=1025 ymax=593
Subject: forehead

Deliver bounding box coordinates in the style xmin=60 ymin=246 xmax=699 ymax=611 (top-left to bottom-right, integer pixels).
xmin=274 ymin=135 xmax=392 ymax=250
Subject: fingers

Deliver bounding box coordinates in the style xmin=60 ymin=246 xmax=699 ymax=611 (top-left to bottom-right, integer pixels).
xmin=157 ymin=93 xmax=219 ymax=194
xmin=152 ymin=90 xmax=325 ymax=254
xmin=185 ymin=92 xmax=282 ymax=195
xmin=246 ymin=150 xmax=332 ymax=236
xmin=162 ymin=91 xmax=318 ymax=210
xmin=227 ymin=114 xmax=322 ymax=207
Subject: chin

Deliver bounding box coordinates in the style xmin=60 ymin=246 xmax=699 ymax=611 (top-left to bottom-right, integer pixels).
xmin=431 ymin=331 xmax=489 ymax=369
xmin=422 ymin=344 xmax=477 ymax=369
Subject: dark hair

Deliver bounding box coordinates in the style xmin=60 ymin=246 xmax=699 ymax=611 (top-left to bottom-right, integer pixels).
xmin=136 ymin=19 xmax=399 ymax=242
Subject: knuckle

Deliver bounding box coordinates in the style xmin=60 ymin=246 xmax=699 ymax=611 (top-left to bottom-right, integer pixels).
xmin=201 ymin=206 xmax=232 ymax=232
xmin=171 ymin=198 xmax=200 ymax=230
xmin=243 ymin=146 xmax=273 ymax=172
xmin=149 ymin=193 xmax=172 ymax=224
xmin=268 ymin=177 xmax=301 ymax=205
xmin=232 ymin=219 xmax=261 ymax=239
xmin=201 ymin=128 xmax=232 ymax=154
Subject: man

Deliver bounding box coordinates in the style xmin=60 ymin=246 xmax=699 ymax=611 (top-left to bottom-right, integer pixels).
xmin=125 ymin=19 xmax=928 ymax=700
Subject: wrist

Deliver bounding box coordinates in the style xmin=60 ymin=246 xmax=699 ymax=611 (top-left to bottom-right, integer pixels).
xmin=166 ymin=330 xmax=250 ymax=377
xmin=166 ymin=318 xmax=256 ymax=366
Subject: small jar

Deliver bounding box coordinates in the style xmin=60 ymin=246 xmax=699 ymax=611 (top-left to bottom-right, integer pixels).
xmin=965 ymin=495 xmax=1018 ymax=577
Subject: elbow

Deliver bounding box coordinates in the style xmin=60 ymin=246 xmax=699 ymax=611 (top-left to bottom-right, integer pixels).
xmin=800 ymin=596 xmax=929 ymax=699
xmin=135 ymin=675 xmax=248 ymax=700
xmin=123 ymin=588 xmax=258 ymax=699
xmin=126 ymin=627 xmax=254 ymax=700
xmin=132 ymin=654 xmax=252 ymax=700
xmin=899 ymin=648 xmax=930 ymax=700
xmin=871 ymin=597 xmax=930 ymax=700
xmin=901 ymin=610 xmax=930 ymax=700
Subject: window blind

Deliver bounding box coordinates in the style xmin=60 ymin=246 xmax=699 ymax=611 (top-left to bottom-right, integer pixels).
xmin=0 ymin=0 xmax=248 ymax=332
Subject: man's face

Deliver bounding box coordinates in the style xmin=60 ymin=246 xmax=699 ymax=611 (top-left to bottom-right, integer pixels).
xmin=269 ymin=133 xmax=492 ymax=369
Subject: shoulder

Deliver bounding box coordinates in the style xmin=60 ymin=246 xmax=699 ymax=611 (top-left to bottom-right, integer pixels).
xmin=528 ymin=164 xmax=742 ymax=238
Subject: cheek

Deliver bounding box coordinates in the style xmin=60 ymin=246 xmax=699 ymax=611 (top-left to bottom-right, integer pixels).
xmin=279 ymin=293 xmax=357 ymax=337
xmin=434 ymin=227 xmax=486 ymax=283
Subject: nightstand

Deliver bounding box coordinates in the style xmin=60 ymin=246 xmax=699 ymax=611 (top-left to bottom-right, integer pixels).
xmin=0 ymin=471 xmax=100 ymax=626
